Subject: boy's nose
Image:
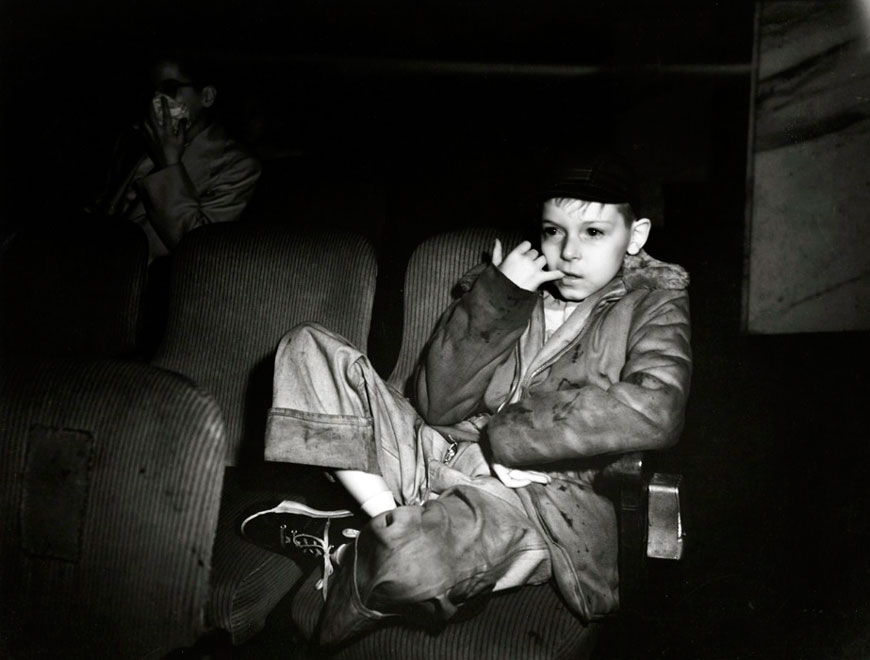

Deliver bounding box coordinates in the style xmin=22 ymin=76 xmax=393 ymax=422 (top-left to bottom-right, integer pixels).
xmin=561 ymin=237 xmax=581 ymax=261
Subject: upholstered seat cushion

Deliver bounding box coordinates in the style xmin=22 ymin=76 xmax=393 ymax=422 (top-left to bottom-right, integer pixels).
xmin=387 ymin=226 xmax=525 ymax=392
xmin=151 ymin=224 xmax=379 ymax=467
xmin=206 ymin=467 xmax=305 ymax=644
xmin=0 ymin=358 xmax=226 ymax=658
xmin=149 ymin=224 xmax=379 ymax=642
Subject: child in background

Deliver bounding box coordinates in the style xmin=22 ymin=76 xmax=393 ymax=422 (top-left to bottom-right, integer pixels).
xmin=89 ymin=52 xmax=260 ymax=262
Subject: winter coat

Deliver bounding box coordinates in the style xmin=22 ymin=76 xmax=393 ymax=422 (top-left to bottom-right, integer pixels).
xmin=414 ymin=250 xmax=691 ymax=621
xmin=95 ymin=122 xmax=261 ymax=261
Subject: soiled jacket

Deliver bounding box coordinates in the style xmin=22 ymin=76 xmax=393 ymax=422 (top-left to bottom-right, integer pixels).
xmin=97 ymin=121 xmax=261 ymax=261
xmin=414 ymin=250 xmax=691 ymax=621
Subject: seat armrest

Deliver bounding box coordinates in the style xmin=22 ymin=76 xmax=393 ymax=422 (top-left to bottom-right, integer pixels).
xmin=596 ymin=453 xmax=685 ymax=613
xmin=598 ymin=452 xmax=648 ymax=613
xmin=646 ymin=473 xmax=684 ymax=560
xmin=599 ymin=451 xmax=645 ymax=487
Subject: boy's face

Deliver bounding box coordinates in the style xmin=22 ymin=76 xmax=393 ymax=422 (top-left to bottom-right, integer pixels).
xmin=540 ymin=198 xmax=649 ymax=302
xmin=149 ymin=60 xmax=214 ymax=130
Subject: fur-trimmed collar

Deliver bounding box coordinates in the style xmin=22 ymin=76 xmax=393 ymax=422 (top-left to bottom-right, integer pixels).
xmin=621 ymin=250 xmax=690 ymax=291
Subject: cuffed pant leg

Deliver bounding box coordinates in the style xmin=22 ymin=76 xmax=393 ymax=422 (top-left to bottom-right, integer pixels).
xmin=264 ymin=323 xmax=450 ymax=504
xmin=319 ymin=484 xmax=552 ymax=645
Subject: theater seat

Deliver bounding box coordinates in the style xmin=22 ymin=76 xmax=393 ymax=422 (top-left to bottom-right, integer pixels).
xmin=385 ymin=226 xmax=528 ymax=394
xmin=149 ymin=223 xmax=378 ymax=644
xmin=0 ymin=358 xmax=226 ymax=659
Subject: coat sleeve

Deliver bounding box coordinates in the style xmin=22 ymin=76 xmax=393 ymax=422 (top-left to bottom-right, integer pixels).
xmin=414 ymin=264 xmax=538 ymax=426
xmin=137 ymin=148 xmax=261 ymax=249
xmin=487 ymin=290 xmax=691 ymax=465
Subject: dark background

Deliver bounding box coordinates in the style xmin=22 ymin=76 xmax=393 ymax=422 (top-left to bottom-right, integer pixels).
xmin=2 ymin=1 xmax=868 ymax=658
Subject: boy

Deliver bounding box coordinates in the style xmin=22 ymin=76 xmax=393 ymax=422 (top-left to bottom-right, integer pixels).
xmin=90 ymin=52 xmax=261 ymax=262
xmin=244 ymin=153 xmax=691 ymax=645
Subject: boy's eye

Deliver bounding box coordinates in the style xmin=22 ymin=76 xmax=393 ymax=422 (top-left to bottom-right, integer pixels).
xmin=541 ymin=226 xmax=560 ymax=238
xmin=586 ymin=228 xmax=604 ymax=238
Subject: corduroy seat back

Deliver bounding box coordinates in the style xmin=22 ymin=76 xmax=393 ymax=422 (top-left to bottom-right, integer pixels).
xmin=149 ymin=223 xmax=379 ymax=644
xmin=387 ymin=226 xmax=525 ymax=392
xmin=0 ymin=358 xmax=226 ymax=659
xmin=151 ymin=223 xmax=378 ymax=466
xmin=1 ymin=219 xmax=148 ymax=359
xmin=291 ymin=226 xmax=599 ymax=659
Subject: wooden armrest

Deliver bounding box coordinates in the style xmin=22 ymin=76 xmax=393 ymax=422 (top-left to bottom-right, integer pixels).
xmin=596 ymin=452 xmax=685 ymax=613
xmin=647 ymin=473 xmax=684 ymax=560
xmin=598 ymin=452 xmax=648 ymax=612
xmin=599 ymin=451 xmax=645 ymax=488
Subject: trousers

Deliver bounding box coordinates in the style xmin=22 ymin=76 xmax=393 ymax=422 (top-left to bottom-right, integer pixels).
xmin=264 ymin=323 xmax=552 ymax=645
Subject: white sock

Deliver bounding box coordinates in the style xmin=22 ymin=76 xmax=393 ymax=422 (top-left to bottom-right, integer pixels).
xmin=360 ymin=490 xmax=397 ymax=517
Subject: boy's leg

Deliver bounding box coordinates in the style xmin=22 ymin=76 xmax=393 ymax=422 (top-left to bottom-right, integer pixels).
xmin=258 ymin=323 xmax=552 ymax=642
xmin=319 ymin=481 xmax=552 ymax=646
xmin=264 ymin=322 xmax=452 ymax=505
xmin=245 ymin=322 xmax=454 ymax=596
xmin=335 ymin=471 xmax=396 ymax=517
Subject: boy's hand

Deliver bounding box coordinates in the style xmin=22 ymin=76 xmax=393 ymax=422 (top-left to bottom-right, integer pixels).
xmin=492 ymin=239 xmax=563 ymax=292
xmin=491 ymin=462 xmax=552 ymax=488
xmin=143 ymin=96 xmax=186 ymax=168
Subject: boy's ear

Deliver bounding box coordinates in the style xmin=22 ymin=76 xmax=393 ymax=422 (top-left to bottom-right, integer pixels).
xmin=201 ymin=85 xmax=217 ymax=108
xmin=627 ymin=217 xmax=651 ymax=255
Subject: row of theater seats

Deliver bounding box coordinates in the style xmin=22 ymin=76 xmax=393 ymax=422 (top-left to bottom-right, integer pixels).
xmin=1 ymin=219 xmax=606 ymax=659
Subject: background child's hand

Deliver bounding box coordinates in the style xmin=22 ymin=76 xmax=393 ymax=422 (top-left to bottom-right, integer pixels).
xmin=144 ymin=96 xmax=187 ymax=168
xmin=492 ymin=239 xmax=563 ymax=292
xmin=491 ymin=462 xmax=552 ymax=488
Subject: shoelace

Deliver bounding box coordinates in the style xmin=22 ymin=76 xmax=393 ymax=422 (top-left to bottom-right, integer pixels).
xmin=282 ymin=519 xmax=359 ymax=599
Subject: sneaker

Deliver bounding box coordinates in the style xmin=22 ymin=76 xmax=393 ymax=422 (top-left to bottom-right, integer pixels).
xmin=241 ymin=499 xmax=361 ymax=598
